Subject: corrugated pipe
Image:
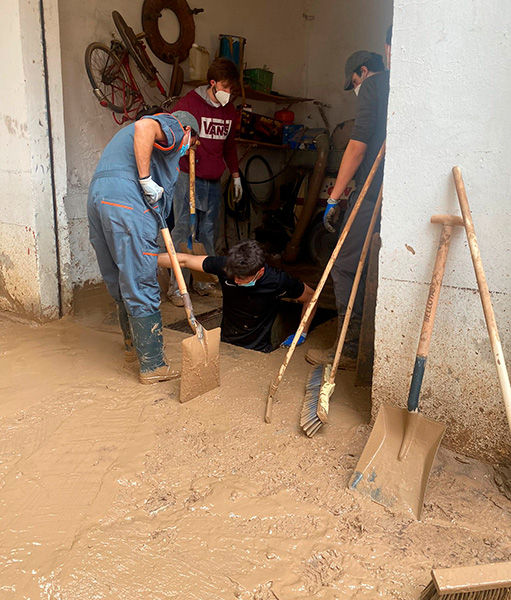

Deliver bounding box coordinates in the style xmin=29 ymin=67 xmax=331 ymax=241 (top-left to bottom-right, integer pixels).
xmin=282 ymin=131 xmax=330 ymax=263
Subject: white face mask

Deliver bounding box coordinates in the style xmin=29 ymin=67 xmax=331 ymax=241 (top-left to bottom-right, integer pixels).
xmin=214 ymin=86 xmax=230 ymax=106
xmin=353 ymin=84 xmax=362 ymax=96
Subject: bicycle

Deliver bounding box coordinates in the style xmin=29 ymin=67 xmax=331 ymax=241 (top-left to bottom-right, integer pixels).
xmin=85 ymin=11 xmax=178 ymax=124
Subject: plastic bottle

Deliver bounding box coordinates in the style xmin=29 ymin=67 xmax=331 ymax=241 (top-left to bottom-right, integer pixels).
xmin=189 ymin=43 xmax=210 ymax=81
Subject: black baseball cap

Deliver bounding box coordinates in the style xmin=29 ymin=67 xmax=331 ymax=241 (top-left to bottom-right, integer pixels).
xmin=344 ymin=50 xmax=373 ymax=91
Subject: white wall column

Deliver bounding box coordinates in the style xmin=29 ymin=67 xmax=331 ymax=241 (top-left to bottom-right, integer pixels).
xmin=375 ymin=0 xmax=511 ymax=461
xmin=0 ymin=0 xmax=71 ymax=320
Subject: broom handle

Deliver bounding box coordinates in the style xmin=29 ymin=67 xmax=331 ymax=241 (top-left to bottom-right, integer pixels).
xmin=452 ymin=167 xmax=511 ymax=433
xmin=189 ymin=146 xmax=197 ymax=241
xmin=265 ymin=140 xmax=386 ymax=423
xmin=330 ymin=184 xmax=383 ymax=378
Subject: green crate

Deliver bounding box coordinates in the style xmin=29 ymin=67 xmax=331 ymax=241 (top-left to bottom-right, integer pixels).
xmin=243 ymin=68 xmax=273 ymax=93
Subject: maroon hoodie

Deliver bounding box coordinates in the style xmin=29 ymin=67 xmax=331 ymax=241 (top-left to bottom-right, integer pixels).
xmin=171 ymin=86 xmax=239 ymax=180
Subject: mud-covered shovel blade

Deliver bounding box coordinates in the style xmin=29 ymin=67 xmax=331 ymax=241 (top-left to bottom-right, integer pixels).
xmin=180 ymin=327 xmax=220 ymax=403
xmin=349 ymin=405 xmax=445 ymax=519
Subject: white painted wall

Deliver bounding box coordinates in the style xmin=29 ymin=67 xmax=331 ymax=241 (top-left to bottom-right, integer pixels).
xmin=375 ymin=0 xmax=511 ymax=461
xmin=0 ymin=0 xmax=70 ymax=320
xmin=303 ymin=0 xmax=393 ymax=129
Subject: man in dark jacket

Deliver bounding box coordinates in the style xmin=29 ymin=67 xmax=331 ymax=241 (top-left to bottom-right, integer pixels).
xmin=306 ymin=50 xmax=389 ymax=367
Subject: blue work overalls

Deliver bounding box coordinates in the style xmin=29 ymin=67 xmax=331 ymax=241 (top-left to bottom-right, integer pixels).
xmin=87 ymin=115 xmax=185 ymax=318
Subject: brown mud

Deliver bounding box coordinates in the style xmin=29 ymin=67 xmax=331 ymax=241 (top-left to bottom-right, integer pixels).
xmin=1 ymin=308 xmax=511 ymax=599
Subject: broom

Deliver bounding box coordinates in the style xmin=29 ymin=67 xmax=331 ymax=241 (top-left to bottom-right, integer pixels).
xmin=301 ymin=183 xmax=383 ymax=437
xmin=265 ymin=141 xmax=386 ymax=424
xmin=420 ymin=562 xmax=511 ymax=599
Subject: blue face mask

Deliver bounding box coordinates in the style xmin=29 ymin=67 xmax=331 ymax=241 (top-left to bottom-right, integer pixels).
xmin=238 ymin=273 xmax=259 ymax=287
xmin=179 ymin=142 xmax=190 ymax=157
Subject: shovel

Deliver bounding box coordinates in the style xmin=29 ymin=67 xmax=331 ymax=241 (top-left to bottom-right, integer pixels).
xmin=178 ymin=144 xmax=217 ymax=283
xmin=349 ymin=214 xmax=464 ymax=519
xmin=146 ymin=200 xmax=220 ymax=403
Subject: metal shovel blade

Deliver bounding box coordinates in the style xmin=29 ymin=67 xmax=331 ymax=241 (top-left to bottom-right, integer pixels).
xmin=180 ymin=326 xmax=221 ymax=403
xmin=178 ymin=242 xmax=217 ymax=283
xmin=349 ymin=404 xmax=445 ymax=519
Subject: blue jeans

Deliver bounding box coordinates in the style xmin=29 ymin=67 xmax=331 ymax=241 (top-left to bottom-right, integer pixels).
xmin=171 ymin=171 xmax=221 ymax=286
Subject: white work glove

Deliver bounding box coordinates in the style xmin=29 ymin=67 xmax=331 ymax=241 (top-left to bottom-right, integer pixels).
xmin=139 ymin=175 xmax=164 ymax=204
xmin=233 ymin=176 xmax=243 ymax=202
xmin=323 ymin=198 xmax=341 ymax=233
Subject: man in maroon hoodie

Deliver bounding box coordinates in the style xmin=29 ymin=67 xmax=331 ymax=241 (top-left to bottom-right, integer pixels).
xmin=169 ymin=58 xmax=241 ymax=305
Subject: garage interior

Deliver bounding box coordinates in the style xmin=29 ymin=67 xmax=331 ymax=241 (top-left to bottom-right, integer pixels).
xmin=2 ymin=0 xmax=511 ymax=598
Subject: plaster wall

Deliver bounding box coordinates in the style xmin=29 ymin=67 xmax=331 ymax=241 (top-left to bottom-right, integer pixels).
xmin=59 ymin=0 xmax=310 ymax=286
xmin=0 ymin=0 xmax=68 ymax=320
xmin=303 ymin=0 xmax=393 ymax=129
xmin=375 ymin=0 xmax=511 ymax=461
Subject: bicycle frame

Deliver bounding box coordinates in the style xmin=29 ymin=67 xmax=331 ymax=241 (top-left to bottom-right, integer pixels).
xmin=110 ymin=39 xmax=169 ymax=123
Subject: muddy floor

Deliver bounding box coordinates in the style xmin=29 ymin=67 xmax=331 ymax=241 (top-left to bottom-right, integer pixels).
xmin=1 ymin=298 xmax=511 ymax=599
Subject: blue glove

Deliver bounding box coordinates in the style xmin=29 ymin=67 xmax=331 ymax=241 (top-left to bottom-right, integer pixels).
xmin=281 ymin=332 xmax=307 ymax=348
xmin=323 ymin=198 xmax=340 ymax=233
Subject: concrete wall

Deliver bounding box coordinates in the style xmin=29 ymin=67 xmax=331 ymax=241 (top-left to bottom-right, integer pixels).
xmin=374 ymin=0 xmax=511 ymax=461
xmin=0 ymin=0 xmax=70 ymax=320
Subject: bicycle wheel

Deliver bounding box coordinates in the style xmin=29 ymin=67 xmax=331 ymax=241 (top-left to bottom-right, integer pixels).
xmin=85 ymin=42 xmax=134 ymax=114
xmin=112 ymin=10 xmax=156 ymax=82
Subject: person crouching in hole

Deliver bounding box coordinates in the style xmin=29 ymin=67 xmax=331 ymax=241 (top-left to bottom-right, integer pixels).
xmin=158 ymin=240 xmax=316 ymax=352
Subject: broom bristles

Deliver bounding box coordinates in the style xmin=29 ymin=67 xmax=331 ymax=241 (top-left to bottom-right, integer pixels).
xmin=300 ymin=364 xmax=335 ymax=438
xmin=420 ymin=578 xmax=511 ymax=599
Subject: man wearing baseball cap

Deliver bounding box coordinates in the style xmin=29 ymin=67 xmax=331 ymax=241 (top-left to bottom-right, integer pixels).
xmin=306 ymin=47 xmax=389 ymax=368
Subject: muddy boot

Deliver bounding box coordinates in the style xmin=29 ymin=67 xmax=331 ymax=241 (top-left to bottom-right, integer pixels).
xmin=117 ymin=300 xmax=137 ymax=363
xmin=129 ymin=312 xmax=180 ymax=384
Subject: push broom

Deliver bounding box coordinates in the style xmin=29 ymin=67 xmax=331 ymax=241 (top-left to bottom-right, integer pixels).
xmin=265 ymin=141 xmax=386 ymax=423
xmin=301 ymin=183 xmax=383 ymax=437
xmin=420 ymin=562 xmax=511 ymax=599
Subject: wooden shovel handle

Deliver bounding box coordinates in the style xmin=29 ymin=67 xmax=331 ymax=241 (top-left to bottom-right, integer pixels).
xmin=161 ymin=227 xmax=198 ymax=335
xmin=331 ymin=183 xmax=383 ymax=378
xmin=452 ymin=166 xmax=511 ymax=433
xmin=265 ymin=140 xmax=386 ymax=423
xmin=189 ymin=146 xmax=196 ymax=218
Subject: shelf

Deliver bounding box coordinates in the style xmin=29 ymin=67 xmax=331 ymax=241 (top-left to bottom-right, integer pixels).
xmin=235 ymin=138 xmax=292 ymax=150
xmin=184 ymin=81 xmax=312 ymax=105
xmin=243 ymin=88 xmax=312 ymax=105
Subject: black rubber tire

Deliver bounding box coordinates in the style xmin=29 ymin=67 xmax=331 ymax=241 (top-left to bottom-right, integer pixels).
xmin=112 ymin=10 xmax=156 ymax=82
xmin=84 ymin=42 xmax=134 ymax=114
xmin=307 ymin=212 xmax=344 ymax=268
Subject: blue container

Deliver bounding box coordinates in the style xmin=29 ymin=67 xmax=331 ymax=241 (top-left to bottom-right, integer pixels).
xmin=219 ymin=34 xmax=246 ymax=69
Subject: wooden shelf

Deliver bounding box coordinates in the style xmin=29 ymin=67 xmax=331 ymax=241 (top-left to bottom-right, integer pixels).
xmin=184 ymin=81 xmax=312 ymax=105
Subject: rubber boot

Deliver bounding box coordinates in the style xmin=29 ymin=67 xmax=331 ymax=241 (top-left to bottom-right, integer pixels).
xmin=117 ymin=300 xmax=137 ymax=363
xmin=129 ymin=312 xmax=180 ymax=384
xmin=305 ymin=314 xmax=360 ymax=369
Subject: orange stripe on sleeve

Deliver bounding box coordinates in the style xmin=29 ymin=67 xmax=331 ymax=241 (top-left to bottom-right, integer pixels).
xmin=101 ymin=200 xmax=133 ymax=210
xmin=142 ymin=252 xmax=159 ymax=257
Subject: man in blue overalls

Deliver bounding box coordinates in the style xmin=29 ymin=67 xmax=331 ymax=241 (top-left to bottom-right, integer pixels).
xmin=87 ymin=111 xmax=199 ymax=384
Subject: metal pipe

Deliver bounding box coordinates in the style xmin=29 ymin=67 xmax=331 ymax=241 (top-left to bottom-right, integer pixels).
xmin=282 ymin=131 xmax=330 ymax=263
